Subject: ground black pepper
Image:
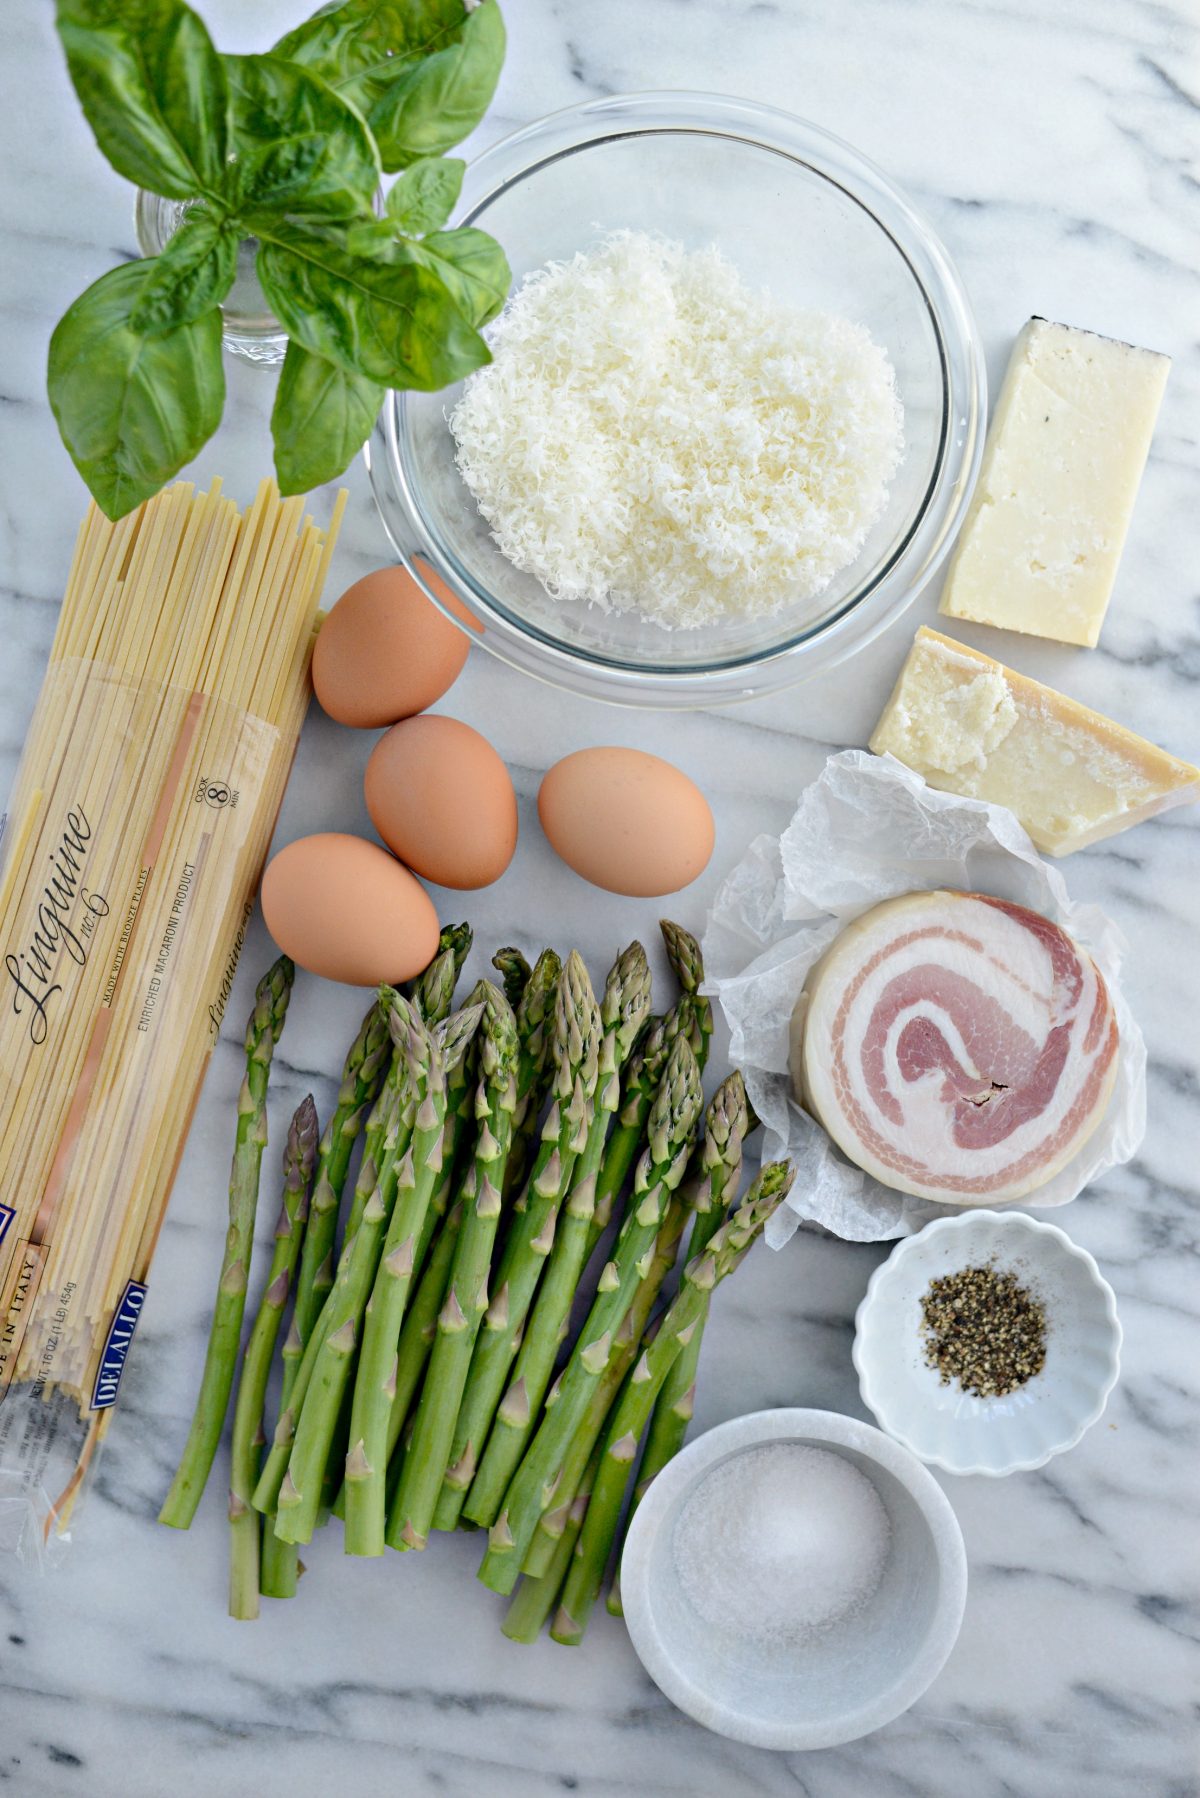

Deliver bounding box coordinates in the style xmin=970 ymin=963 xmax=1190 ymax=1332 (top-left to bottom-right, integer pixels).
xmin=920 ymin=1263 xmax=1047 ymax=1398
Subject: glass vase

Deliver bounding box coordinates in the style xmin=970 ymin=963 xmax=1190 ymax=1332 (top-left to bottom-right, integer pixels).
xmin=134 ymin=190 xmax=288 ymax=365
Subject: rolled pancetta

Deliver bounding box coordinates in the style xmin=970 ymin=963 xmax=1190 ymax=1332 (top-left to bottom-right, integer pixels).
xmin=798 ymin=890 xmax=1119 ymax=1204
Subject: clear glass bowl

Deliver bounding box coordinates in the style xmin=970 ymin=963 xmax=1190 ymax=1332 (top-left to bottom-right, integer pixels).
xmin=366 ymin=92 xmax=986 ymax=708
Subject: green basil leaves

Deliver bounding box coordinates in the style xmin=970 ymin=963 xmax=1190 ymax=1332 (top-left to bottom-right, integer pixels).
xmin=412 ymin=227 xmax=509 ymax=329
xmin=346 ymin=172 xmax=510 ymax=327
xmin=128 ymin=205 xmax=239 ymax=331
xmin=272 ymin=0 xmax=466 ymax=95
xmin=271 ymin=345 xmax=385 ymax=497
xmin=384 ymin=156 xmax=465 ymax=235
xmin=257 ymin=218 xmax=491 ymax=390
xmin=366 ymin=0 xmax=505 ymax=169
xmin=271 ymin=1 xmax=504 ymax=172
xmin=49 ymin=0 xmax=508 ymax=519
xmin=48 ymin=261 xmax=225 ymax=519
xmin=57 ymin=0 xmax=229 ymax=200
xmin=223 ymin=53 xmax=379 ymax=221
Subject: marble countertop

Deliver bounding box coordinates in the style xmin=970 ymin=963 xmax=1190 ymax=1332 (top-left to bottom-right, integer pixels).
xmin=2 ymin=1 xmax=1198 ymax=1793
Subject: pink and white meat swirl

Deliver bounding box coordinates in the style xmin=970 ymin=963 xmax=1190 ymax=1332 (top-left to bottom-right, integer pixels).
xmin=799 ymin=891 xmax=1119 ymax=1204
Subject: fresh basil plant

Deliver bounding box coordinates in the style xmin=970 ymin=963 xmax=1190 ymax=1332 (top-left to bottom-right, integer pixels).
xmin=49 ymin=0 xmax=508 ymax=519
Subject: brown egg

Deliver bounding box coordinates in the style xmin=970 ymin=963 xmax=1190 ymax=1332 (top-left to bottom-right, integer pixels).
xmin=312 ymin=562 xmax=480 ymax=729
xmin=538 ymin=748 xmax=715 ymax=898
xmin=364 ymin=716 xmax=518 ymax=890
xmin=261 ymin=833 xmax=440 ymax=985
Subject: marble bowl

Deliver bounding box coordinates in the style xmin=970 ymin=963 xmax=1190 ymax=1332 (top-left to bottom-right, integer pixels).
xmin=620 ymin=1408 xmax=967 ymax=1751
xmin=854 ymin=1210 xmax=1122 ymax=1476
xmin=367 ymin=91 xmax=985 ymax=708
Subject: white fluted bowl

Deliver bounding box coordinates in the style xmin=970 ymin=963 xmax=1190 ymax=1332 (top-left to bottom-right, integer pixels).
xmin=853 ymin=1211 xmax=1121 ymax=1476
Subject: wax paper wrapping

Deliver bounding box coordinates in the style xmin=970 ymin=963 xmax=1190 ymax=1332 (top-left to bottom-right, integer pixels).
xmin=703 ymin=751 xmax=1147 ymax=1246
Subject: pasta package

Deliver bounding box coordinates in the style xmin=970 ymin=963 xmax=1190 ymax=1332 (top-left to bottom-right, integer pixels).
xmin=0 ymin=479 xmax=343 ymax=1564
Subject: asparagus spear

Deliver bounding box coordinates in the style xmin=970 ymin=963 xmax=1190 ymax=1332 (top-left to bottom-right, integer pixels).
xmin=348 ymin=954 xmax=476 ymax=1239
xmin=523 ymin=1219 xmax=685 ymax=1584
xmin=260 ymin=1001 xmax=391 ymax=1598
xmin=617 ymin=1074 xmax=753 ymax=1554
xmin=520 ymin=1066 xmax=739 ymax=1581
xmin=551 ymin=1163 xmax=794 ymax=1643
xmin=520 ymin=1309 xmax=640 ymax=1580
xmin=443 ymin=921 xmax=476 ymax=980
xmin=478 ymin=1035 xmax=702 ymax=1594
xmin=521 ymin=1085 xmax=715 ymax=1575
xmin=390 ymin=995 xmax=488 ymax=1367
xmin=492 ymin=946 xmax=532 ymax=1010
xmin=159 ymin=955 xmax=294 ymax=1531
xmin=377 ymin=1009 xmax=483 ymax=1469
xmin=265 ymin=1097 xmax=415 ymax=1538
xmin=339 ymin=988 xmax=414 ymax=1249
xmin=379 ymin=1195 xmax=464 ymax=1504
xmin=410 ymin=947 xmax=458 ymax=1029
xmin=407 ymin=993 xmax=489 ymax=1283
xmin=248 ymin=999 xmax=417 ymax=1517
xmin=588 ymin=995 xmax=704 ymax=1250
xmin=267 ymin=1009 xmax=423 ymax=1541
xmin=263 ymin=1329 xmax=310 ymax=1596
xmin=502 ymin=1442 xmax=601 ymax=1644
xmin=660 ymin=918 xmax=714 ymax=1069
xmin=295 ymin=1001 xmax=391 ymax=1336
xmin=316 ymin=1008 xmax=479 ymax=1531
xmin=228 ymin=1096 xmax=318 ymax=1618
xmin=431 ymin=953 xmax=600 ymax=1532
xmin=251 ymin=992 xmax=413 ymax=1524
xmin=329 ymin=1001 xmax=485 ymax=1524
xmin=515 ymin=1056 xmax=737 ymax=1578
xmin=331 ymin=1195 xmax=467 ymax=1525
xmin=342 ymin=1002 xmax=451 ymax=1555
xmin=464 ymin=944 xmax=651 ymax=1528
xmin=504 ymin=948 xmax=563 ymax=1199
xmin=411 ymin=922 xmax=472 ymax=1024
xmin=388 ymin=985 xmax=520 ymax=1549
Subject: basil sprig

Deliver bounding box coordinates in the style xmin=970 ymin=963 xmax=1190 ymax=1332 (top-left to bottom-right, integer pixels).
xmin=271 ymin=0 xmax=504 ymax=172
xmin=49 ymin=0 xmax=507 ymax=519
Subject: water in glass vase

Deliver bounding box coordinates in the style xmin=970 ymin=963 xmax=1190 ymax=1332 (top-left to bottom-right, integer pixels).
xmin=135 ymin=192 xmax=287 ymax=364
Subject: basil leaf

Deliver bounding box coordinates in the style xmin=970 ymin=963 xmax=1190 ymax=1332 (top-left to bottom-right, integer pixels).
xmin=129 ymin=207 xmax=238 ymax=333
xmin=385 ymin=157 xmax=465 ymax=235
xmin=56 ymin=0 xmax=228 ymax=200
xmin=256 ymin=218 xmax=490 ymax=389
xmin=272 ymin=343 xmax=384 ymax=495
xmin=411 ymin=226 xmax=508 ymax=328
xmin=344 ymin=218 xmax=399 ymax=258
xmin=273 ymin=1 xmax=467 ymax=112
xmin=48 ymin=261 xmax=224 ymax=520
xmin=368 ymin=1 xmax=504 ymax=169
xmin=339 ymin=220 xmax=507 ymax=327
xmin=223 ymin=53 xmax=380 ymax=221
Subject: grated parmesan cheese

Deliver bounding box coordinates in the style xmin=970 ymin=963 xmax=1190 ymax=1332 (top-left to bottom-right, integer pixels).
xmin=449 ymin=231 xmax=904 ymax=629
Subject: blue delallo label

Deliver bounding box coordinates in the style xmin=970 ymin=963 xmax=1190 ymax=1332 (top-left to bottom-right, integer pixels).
xmin=0 ymin=1205 xmax=13 ymax=1256
xmin=91 ymin=1279 xmax=147 ymax=1410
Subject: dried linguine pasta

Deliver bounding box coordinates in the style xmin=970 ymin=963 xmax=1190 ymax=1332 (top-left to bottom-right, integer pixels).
xmin=0 ymin=478 xmax=343 ymax=1562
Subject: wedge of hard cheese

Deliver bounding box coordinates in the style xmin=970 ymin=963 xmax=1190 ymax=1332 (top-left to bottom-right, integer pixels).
xmin=870 ymin=626 xmax=1200 ymax=855
xmin=939 ymin=318 xmax=1170 ymax=647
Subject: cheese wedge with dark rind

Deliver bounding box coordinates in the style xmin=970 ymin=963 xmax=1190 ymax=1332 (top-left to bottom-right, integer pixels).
xmin=870 ymin=627 xmax=1200 ymax=855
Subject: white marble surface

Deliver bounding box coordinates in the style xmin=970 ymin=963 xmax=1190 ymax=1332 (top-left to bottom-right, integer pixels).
xmin=2 ymin=1 xmax=1198 ymax=1793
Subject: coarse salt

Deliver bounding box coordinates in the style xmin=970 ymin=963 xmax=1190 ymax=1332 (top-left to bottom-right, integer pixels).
xmin=673 ymin=1443 xmax=891 ymax=1644
xmin=449 ymin=232 xmax=904 ymax=629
